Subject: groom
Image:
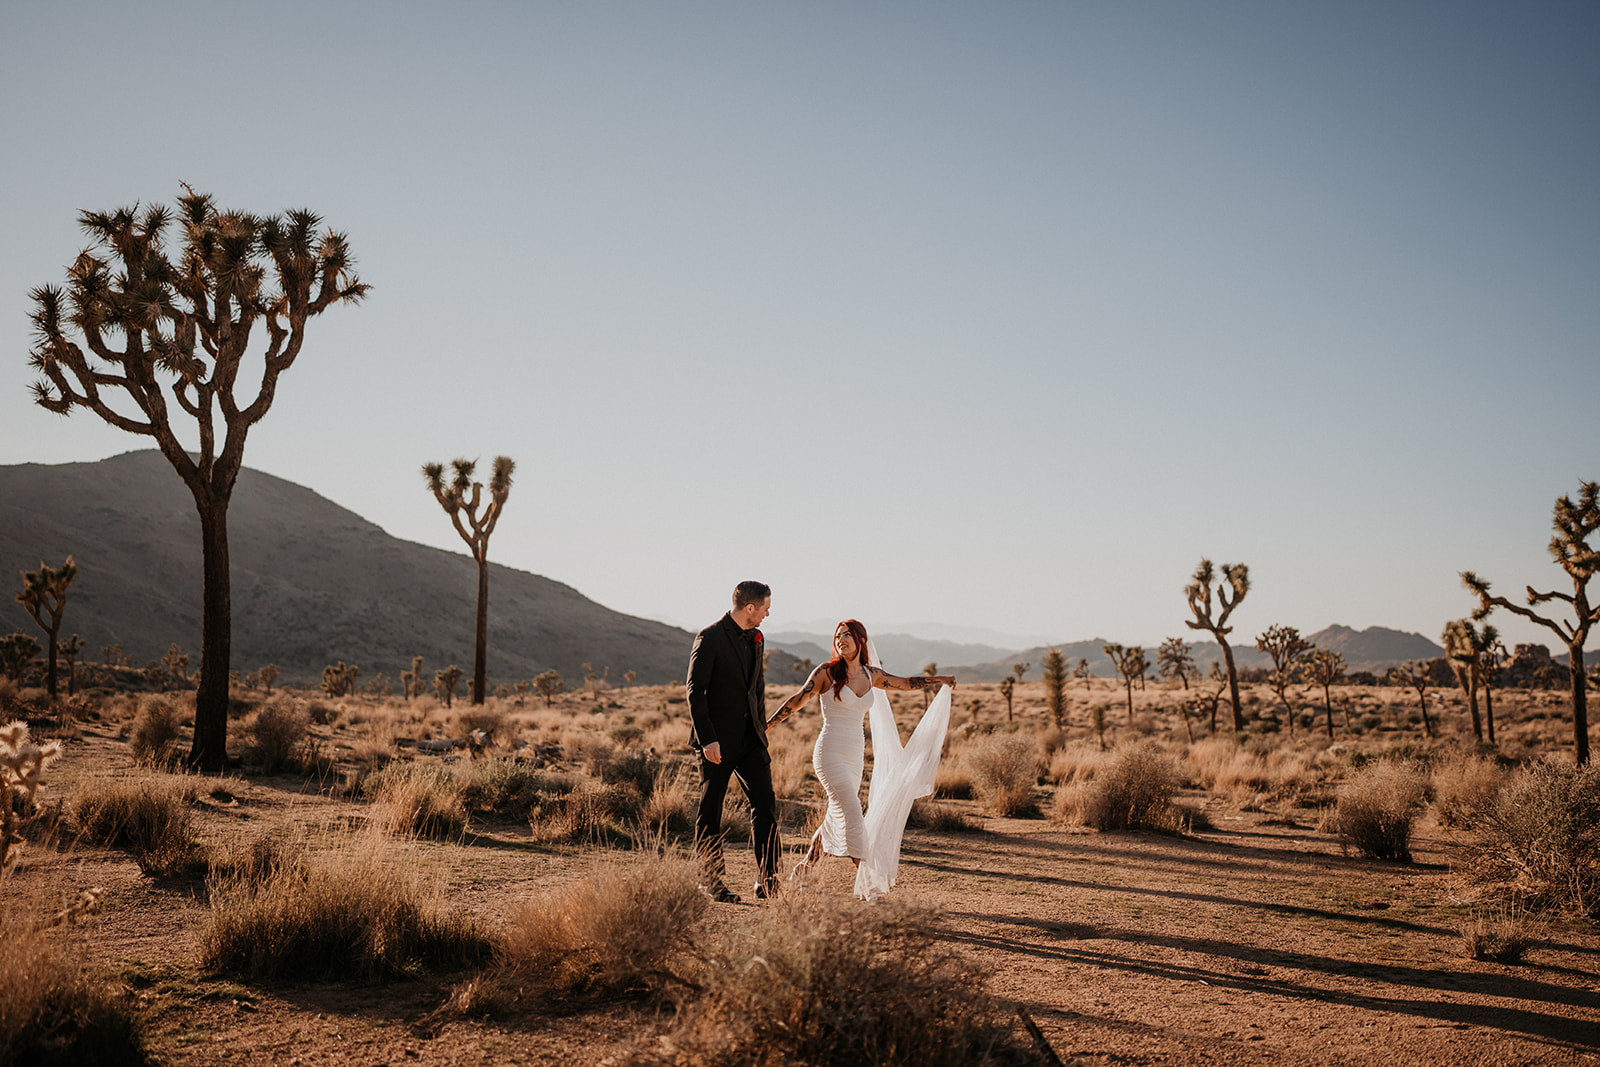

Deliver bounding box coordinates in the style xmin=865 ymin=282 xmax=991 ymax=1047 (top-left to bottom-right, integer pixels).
xmin=686 ymin=580 xmax=780 ymax=903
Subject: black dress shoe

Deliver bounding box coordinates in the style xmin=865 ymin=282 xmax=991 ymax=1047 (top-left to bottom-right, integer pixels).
xmin=753 ymin=879 xmax=780 ymax=900
xmin=702 ymin=884 xmax=741 ymax=904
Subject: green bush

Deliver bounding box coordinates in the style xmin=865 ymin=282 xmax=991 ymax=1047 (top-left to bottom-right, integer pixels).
xmin=1464 ymin=760 xmax=1600 ymax=917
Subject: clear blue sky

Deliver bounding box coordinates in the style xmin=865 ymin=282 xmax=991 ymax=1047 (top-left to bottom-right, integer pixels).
xmin=2 ymin=2 xmax=1596 ymax=651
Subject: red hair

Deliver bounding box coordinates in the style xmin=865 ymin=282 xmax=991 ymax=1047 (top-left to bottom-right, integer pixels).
xmin=823 ymin=619 xmax=872 ymax=700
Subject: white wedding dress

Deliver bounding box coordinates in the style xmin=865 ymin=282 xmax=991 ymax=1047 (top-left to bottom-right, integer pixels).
xmin=813 ymin=678 xmax=953 ymax=900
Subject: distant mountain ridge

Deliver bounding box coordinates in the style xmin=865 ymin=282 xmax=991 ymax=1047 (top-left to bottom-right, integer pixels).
xmin=949 ymin=626 xmax=1446 ymax=683
xmin=0 ymin=451 xmax=695 ymax=687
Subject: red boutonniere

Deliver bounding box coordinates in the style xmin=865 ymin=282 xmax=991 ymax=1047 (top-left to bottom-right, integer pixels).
xmin=753 ymin=630 xmax=764 ymax=645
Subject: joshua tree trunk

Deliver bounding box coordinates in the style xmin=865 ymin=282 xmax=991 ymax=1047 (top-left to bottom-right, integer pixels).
xmin=191 ymin=497 xmax=233 ymax=771
xmin=1219 ymin=640 xmax=1242 ymax=732
xmin=473 ymin=554 xmax=489 ymax=705
xmin=1321 ymin=682 xmax=1335 ymax=740
xmin=1569 ymin=645 xmax=1589 ymax=766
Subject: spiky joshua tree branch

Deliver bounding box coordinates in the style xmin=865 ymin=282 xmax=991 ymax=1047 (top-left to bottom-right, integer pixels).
xmin=26 ymin=188 xmax=367 ymax=770
xmin=423 ymin=456 xmax=514 ymax=705
xmin=1462 ymin=479 xmax=1599 ymax=765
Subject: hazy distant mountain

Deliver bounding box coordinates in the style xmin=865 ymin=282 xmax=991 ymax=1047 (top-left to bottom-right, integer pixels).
xmin=947 ymin=625 xmax=1443 ymax=682
xmin=766 ymin=630 xmax=1017 ymax=677
xmin=0 ymin=451 xmax=694 ymax=687
xmin=779 ymin=619 xmax=1052 ymax=649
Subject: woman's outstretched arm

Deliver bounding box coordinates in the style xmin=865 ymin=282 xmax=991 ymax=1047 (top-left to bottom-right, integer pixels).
xmin=870 ymin=666 xmax=955 ymax=690
xmin=766 ymin=665 xmax=829 ymax=730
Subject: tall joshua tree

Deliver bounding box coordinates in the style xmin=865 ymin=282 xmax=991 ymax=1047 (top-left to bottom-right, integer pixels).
xmin=1441 ymin=619 xmax=1485 ymax=742
xmin=1463 ymin=480 xmax=1600 ymax=765
xmin=1185 ymin=559 xmax=1250 ymax=733
xmin=423 ymin=456 xmax=514 ymax=705
xmin=16 ymin=557 xmax=76 ymax=698
xmin=28 ymin=189 xmax=367 ymax=770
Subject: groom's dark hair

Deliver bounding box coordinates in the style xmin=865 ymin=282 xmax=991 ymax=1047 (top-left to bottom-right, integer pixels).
xmin=732 ymin=580 xmax=771 ymax=609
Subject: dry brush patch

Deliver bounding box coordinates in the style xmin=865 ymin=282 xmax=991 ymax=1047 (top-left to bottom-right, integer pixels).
xmin=628 ymin=894 xmax=1034 ymax=1067
xmin=1460 ymin=759 xmax=1600 ymax=917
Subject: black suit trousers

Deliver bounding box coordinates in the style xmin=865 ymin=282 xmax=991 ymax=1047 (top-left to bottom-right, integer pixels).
xmin=695 ymin=735 xmax=780 ymax=887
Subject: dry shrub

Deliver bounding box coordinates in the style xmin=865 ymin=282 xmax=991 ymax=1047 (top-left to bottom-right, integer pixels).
xmin=629 ymin=895 xmax=1031 ymax=1066
xmin=456 ymin=705 xmax=507 ymax=739
xmin=129 ymin=696 xmax=182 ymax=766
xmin=600 ymin=749 xmax=664 ymax=797
xmin=1048 ymin=741 xmax=1111 ymax=785
xmin=0 ymin=896 xmax=148 ymax=1066
xmin=463 ymin=761 xmax=574 ymax=819
xmin=1072 ymin=742 xmax=1182 ymax=833
xmin=932 ymin=763 xmax=974 ymax=800
xmin=201 ymin=835 xmax=492 ymax=980
xmin=1458 ymin=908 xmax=1537 ymax=964
xmin=1462 ymin=760 xmax=1600 ymax=916
xmin=643 ymin=768 xmax=695 ymax=834
xmin=1433 ymin=755 xmax=1508 ymax=829
xmin=249 ymin=698 xmax=309 ymax=773
xmin=907 ymin=799 xmax=981 ymax=833
xmin=529 ymin=785 xmax=636 ymax=845
xmin=964 ymin=734 xmax=1041 ymax=817
xmin=364 ymin=761 xmax=468 ymax=840
xmin=72 ymin=776 xmax=201 ymax=875
xmin=496 ymin=848 xmax=707 ymax=1002
xmin=1332 ymin=760 xmax=1428 ymax=862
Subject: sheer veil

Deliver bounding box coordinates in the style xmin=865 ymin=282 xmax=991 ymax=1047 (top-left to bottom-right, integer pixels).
xmin=854 ymin=636 xmax=952 ymax=901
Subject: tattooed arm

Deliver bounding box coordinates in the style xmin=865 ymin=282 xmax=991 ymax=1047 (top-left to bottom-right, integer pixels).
xmin=869 ymin=666 xmax=956 ymax=691
xmin=766 ymin=666 xmax=828 ymax=730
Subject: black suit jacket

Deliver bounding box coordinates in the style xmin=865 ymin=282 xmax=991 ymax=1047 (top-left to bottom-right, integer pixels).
xmin=686 ymin=613 xmax=767 ymax=758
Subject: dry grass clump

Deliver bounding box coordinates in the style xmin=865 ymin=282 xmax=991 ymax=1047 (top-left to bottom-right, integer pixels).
xmin=201 ymin=834 xmax=492 ymax=981
xmin=1457 ymin=908 xmax=1537 ymax=964
xmin=932 ymin=762 xmax=975 ymax=800
xmin=963 ymin=733 xmax=1042 ymax=817
xmin=0 ymin=896 xmax=147 ymax=1066
xmin=1060 ymin=742 xmax=1183 ymax=833
xmin=363 ymin=761 xmax=468 ymax=840
xmin=1330 ymin=760 xmax=1428 ymax=862
xmin=528 ymin=785 xmax=640 ymax=845
xmin=642 ymin=768 xmax=695 ymax=834
xmin=248 ymin=697 xmax=309 ymax=773
xmin=907 ymin=799 xmax=982 ymax=833
xmin=1462 ymin=760 xmax=1600 ymax=917
xmin=129 ymin=696 xmax=183 ymax=766
xmin=492 ymin=848 xmax=707 ymax=1003
xmin=629 ymin=894 xmax=1031 ymax=1066
xmin=72 ymin=775 xmax=201 ymax=875
xmin=1432 ymin=755 xmax=1507 ymax=829
xmin=462 ymin=761 xmax=575 ymax=819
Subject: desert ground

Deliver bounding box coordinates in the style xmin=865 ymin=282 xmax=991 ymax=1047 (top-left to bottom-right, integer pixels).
xmin=5 ymin=672 xmax=1599 ymax=1066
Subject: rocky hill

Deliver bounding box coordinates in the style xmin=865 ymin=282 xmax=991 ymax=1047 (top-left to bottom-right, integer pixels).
xmin=0 ymin=451 xmax=694 ymax=687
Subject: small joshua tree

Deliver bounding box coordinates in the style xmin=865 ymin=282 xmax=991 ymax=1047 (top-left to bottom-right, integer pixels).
xmin=435 ymin=665 xmax=464 ymax=708
xmin=1477 ymin=632 xmax=1505 ymax=746
xmin=28 ymin=189 xmax=368 ymax=770
xmin=322 ymin=661 xmax=360 ymax=697
xmin=160 ymin=642 xmax=191 ymax=688
xmin=401 ymin=655 xmax=425 ymax=701
xmin=1012 ymin=661 xmax=1031 ymax=683
xmin=1304 ymin=647 xmax=1345 ymax=740
xmin=1392 ymin=660 xmax=1435 ymax=739
xmin=1103 ymin=643 xmax=1148 ymax=724
xmin=257 ymin=663 xmax=279 ymax=695
xmin=1255 ymin=624 xmax=1313 ymax=733
xmin=0 ymin=633 xmax=41 ymax=682
xmin=1040 ymin=647 xmax=1067 ymax=728
xmin=423 ymin=456 xmax=514 ymax=706
xmin=1157 ymin=637 xmax=1194 ymax=691
xmin=1463 ymin=480 xmax=1599 ymax=765
xmin=1185 ymin=559 xmax=1250 ymax=734
xmin=59 ymin=633 xmax=84 ymax=696
xmin=16 ymin=556 xmax=76 ymax=698
xmin=999 ymin=676 xmax=1016 ymax=722
xmin=623 ymin=670 xmax=637 ymax=689
xmin=534 ymin=669 xmax=563 ymax=707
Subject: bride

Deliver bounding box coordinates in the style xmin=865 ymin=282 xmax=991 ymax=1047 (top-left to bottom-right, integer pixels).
xmin=766 ymin=619 xmax=954 ymax=899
